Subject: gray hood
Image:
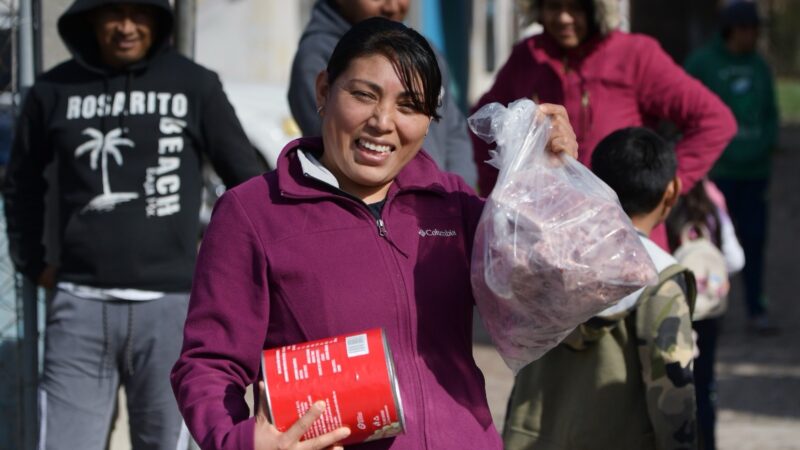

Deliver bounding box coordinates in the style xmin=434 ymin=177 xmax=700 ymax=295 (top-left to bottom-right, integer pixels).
xmin=57 ymin=0 xmax=174 ymax=73
xmin=300 ymin=0 xmax=350 ymax=46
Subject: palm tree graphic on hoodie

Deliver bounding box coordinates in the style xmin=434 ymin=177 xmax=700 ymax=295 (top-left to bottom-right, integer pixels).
xmin=75 ymin=127 xmax=138 ymax=212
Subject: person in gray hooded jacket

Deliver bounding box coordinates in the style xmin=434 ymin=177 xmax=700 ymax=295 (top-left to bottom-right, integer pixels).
xmin=288 ymin=0 xmax=478 ymax=187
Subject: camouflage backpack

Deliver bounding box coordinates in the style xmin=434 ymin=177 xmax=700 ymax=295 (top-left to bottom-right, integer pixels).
xmin=672 ymin=224 xmax=728 ymax=320
xmin=562 ymin=263 xmax=696 ymax=350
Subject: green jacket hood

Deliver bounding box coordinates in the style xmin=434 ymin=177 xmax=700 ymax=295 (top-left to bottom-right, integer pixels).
xmin=57 ymin=0 xmax=174 ymax=73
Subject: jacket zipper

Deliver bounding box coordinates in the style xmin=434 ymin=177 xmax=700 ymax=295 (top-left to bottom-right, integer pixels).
xmin=285 ymin=178 xmax=409 ymax=253
xmin=376 ymin=218 xmax=387 ymax=237
xmin=285 ymin=181 xmax=427 ymax=443
xmin=363 ymin=200 xmax=429 ymax=446
xmin=374 ymin=216 xmax=428 ymax=448
xmin=296 ymin=174 xmax=390 ymax=238
xmin=562 ymin=52 xmax=590 ymax=143
xmin=581 ymin=89 xmax=590 ymax=139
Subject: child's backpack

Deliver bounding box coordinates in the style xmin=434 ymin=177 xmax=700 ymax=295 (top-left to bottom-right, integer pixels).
xmin=672 ymin=224 xmax=729 ymax=320
xmin=561 ymin=263 xmax=696 ymax=350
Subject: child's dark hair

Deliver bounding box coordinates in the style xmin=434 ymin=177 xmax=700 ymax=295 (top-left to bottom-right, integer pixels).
xmin=665 ymin=181 xmax=722 ymax=252
xmin=591 ymin=127 xmax=676 ymax=216
xmin=326 ymin=17 xmax=442 ymax=120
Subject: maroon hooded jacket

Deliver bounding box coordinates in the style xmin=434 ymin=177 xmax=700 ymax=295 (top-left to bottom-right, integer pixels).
xmin=471 ymin=31 xmax=736 ymax=247
xmin=473 ymin=30 xmax=736 ymax=195
xmin=171 ymin=138 xmax=502 ymax=449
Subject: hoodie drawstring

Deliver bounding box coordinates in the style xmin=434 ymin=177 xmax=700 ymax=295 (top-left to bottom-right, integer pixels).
xmin=119 ymin=71 xmax=133 ymax=135
xmin=100 ymin=77 xmax=110 ymax=139
xmin=99 ymin=301 xmax=136 ymax=377
xmin=100 ymin=302 xmax=110 ymax=377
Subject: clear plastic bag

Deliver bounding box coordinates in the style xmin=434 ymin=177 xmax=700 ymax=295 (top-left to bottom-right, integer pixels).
xmin=469 ymin=99 xmax=658 ymax=373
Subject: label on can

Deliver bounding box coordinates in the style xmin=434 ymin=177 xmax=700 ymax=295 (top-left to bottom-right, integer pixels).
xmin=261 ymin=328 xmax=405 ymax=445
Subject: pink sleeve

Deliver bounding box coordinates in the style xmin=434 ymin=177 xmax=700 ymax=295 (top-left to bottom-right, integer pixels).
xmin=634 ymin=38 xmax=737 ymax=193
xmin=703 ymin=179 xmax=729 ymax=214
xmin=470 ymin=40 xmax=536 ymax=196
xmin=170 ymin=189 xmax=269 ymax=450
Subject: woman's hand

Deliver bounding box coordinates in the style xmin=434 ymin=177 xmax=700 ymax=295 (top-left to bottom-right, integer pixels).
xmin=254 ymin=382 xmax=351 ymax=450
xmin=538 ymin=103 xmax=578 ymax=159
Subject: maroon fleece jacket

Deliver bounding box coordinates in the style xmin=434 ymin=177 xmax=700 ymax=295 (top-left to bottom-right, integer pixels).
xmin=171 ymin=138 xmax=501 ymax=450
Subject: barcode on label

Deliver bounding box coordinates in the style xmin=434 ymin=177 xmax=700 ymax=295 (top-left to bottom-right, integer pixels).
xmin=346 ymin=334 xmax=369 ymax=357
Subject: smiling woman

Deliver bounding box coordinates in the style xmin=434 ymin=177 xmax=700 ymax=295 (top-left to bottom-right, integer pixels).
xmin=170 ymin=16 xmax=577 ymax=450
xmin=316 ymin=54 xmax=431 ymax=203
xmin=314 ymin=18 xmax=439 ymax=204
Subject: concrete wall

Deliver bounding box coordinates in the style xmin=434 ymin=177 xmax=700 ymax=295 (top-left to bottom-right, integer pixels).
xmin=195 ymin=0 xmax=312 ymax=85
xmin=41 ymin=0 xmax=71 ymax=71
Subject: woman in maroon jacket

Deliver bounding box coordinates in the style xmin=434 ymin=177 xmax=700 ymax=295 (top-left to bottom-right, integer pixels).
xmin=171 ymin=17 xmax=577 ymax=450
xmin=471 ymin=0 xmax=736 ymax=248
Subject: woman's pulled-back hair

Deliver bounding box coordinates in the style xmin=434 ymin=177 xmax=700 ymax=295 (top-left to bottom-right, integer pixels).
xmin=326 ymin=17 xmax=442 ymax=121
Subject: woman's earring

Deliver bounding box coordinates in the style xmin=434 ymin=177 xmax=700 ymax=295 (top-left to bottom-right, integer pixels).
xmin=316 ymin=105 xmax=324 ymax=115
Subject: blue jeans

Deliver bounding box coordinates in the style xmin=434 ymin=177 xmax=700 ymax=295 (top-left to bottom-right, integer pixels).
xmin=712 ymin=178 xmax=769 ymax=318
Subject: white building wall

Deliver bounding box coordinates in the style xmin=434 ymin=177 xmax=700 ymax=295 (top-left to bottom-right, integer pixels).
xmin=195 ymin=0 xmax=312 ymax=86
xmin=42 ymin=0 xmax=72 ymax=70
xmin=41 ymin=0 xmax=312 ymax=87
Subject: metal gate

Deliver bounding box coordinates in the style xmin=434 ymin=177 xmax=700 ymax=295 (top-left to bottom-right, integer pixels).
xmin=1 ymin=0 xmax=41 ymax=448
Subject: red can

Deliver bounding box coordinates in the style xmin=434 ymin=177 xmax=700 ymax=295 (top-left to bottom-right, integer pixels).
xmin=261 ymin=328 xmax=405 ymax=445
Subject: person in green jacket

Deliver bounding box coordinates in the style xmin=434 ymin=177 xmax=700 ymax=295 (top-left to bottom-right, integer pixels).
xmin=503 ymin=127 xmax=697 ymax=450
xmin=685 ymin=1 xmax=780 ymax=335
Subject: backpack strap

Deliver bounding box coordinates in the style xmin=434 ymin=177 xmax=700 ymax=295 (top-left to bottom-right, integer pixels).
xmin=641 ymin=263 xmax=697 ymax=317
xmin=562 ymin=264 xmax=697 ymax=351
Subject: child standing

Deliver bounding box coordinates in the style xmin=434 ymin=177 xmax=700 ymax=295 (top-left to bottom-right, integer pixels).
xmin=503 ymin=127 xmax=698 ymax=450
xmin=666 ymin=179 xmax=745 ymax=450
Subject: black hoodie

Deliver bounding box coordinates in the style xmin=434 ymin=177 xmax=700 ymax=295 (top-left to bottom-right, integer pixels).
xmin=3 ymin=0 xmax=262 ymax=291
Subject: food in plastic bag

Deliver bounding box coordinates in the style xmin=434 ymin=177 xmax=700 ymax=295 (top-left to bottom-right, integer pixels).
xmin=469 ymin=99 xmax=658 ymax=373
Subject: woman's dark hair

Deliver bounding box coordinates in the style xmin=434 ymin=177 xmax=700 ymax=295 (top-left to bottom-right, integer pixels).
xmin=590 ymin=127 xmax=676 ymax=216
xmin=326 ymin=17 xmax=442 ymax=120
xmin=665 ymin=181 xmax=722 ymax=252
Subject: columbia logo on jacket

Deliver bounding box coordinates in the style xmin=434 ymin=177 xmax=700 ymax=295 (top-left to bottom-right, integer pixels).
xmin=418 ymin=228 xmax=457 ymax=237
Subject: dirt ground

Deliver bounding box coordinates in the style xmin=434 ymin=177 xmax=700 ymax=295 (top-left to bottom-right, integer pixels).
xmin=473 ymin=124 xmax=800 ymax=450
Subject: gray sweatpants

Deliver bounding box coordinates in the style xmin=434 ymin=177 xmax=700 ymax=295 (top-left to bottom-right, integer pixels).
xmin=39 ymin=290 xmax=190 ymax=450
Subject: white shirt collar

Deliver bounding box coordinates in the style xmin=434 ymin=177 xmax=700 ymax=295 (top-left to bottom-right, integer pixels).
xmin=297 ymin=148 xmax=340 ymax=188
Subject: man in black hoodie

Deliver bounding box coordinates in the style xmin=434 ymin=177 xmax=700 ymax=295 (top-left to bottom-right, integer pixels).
xmin=2 ymin=1 xmax=262 ymax=448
